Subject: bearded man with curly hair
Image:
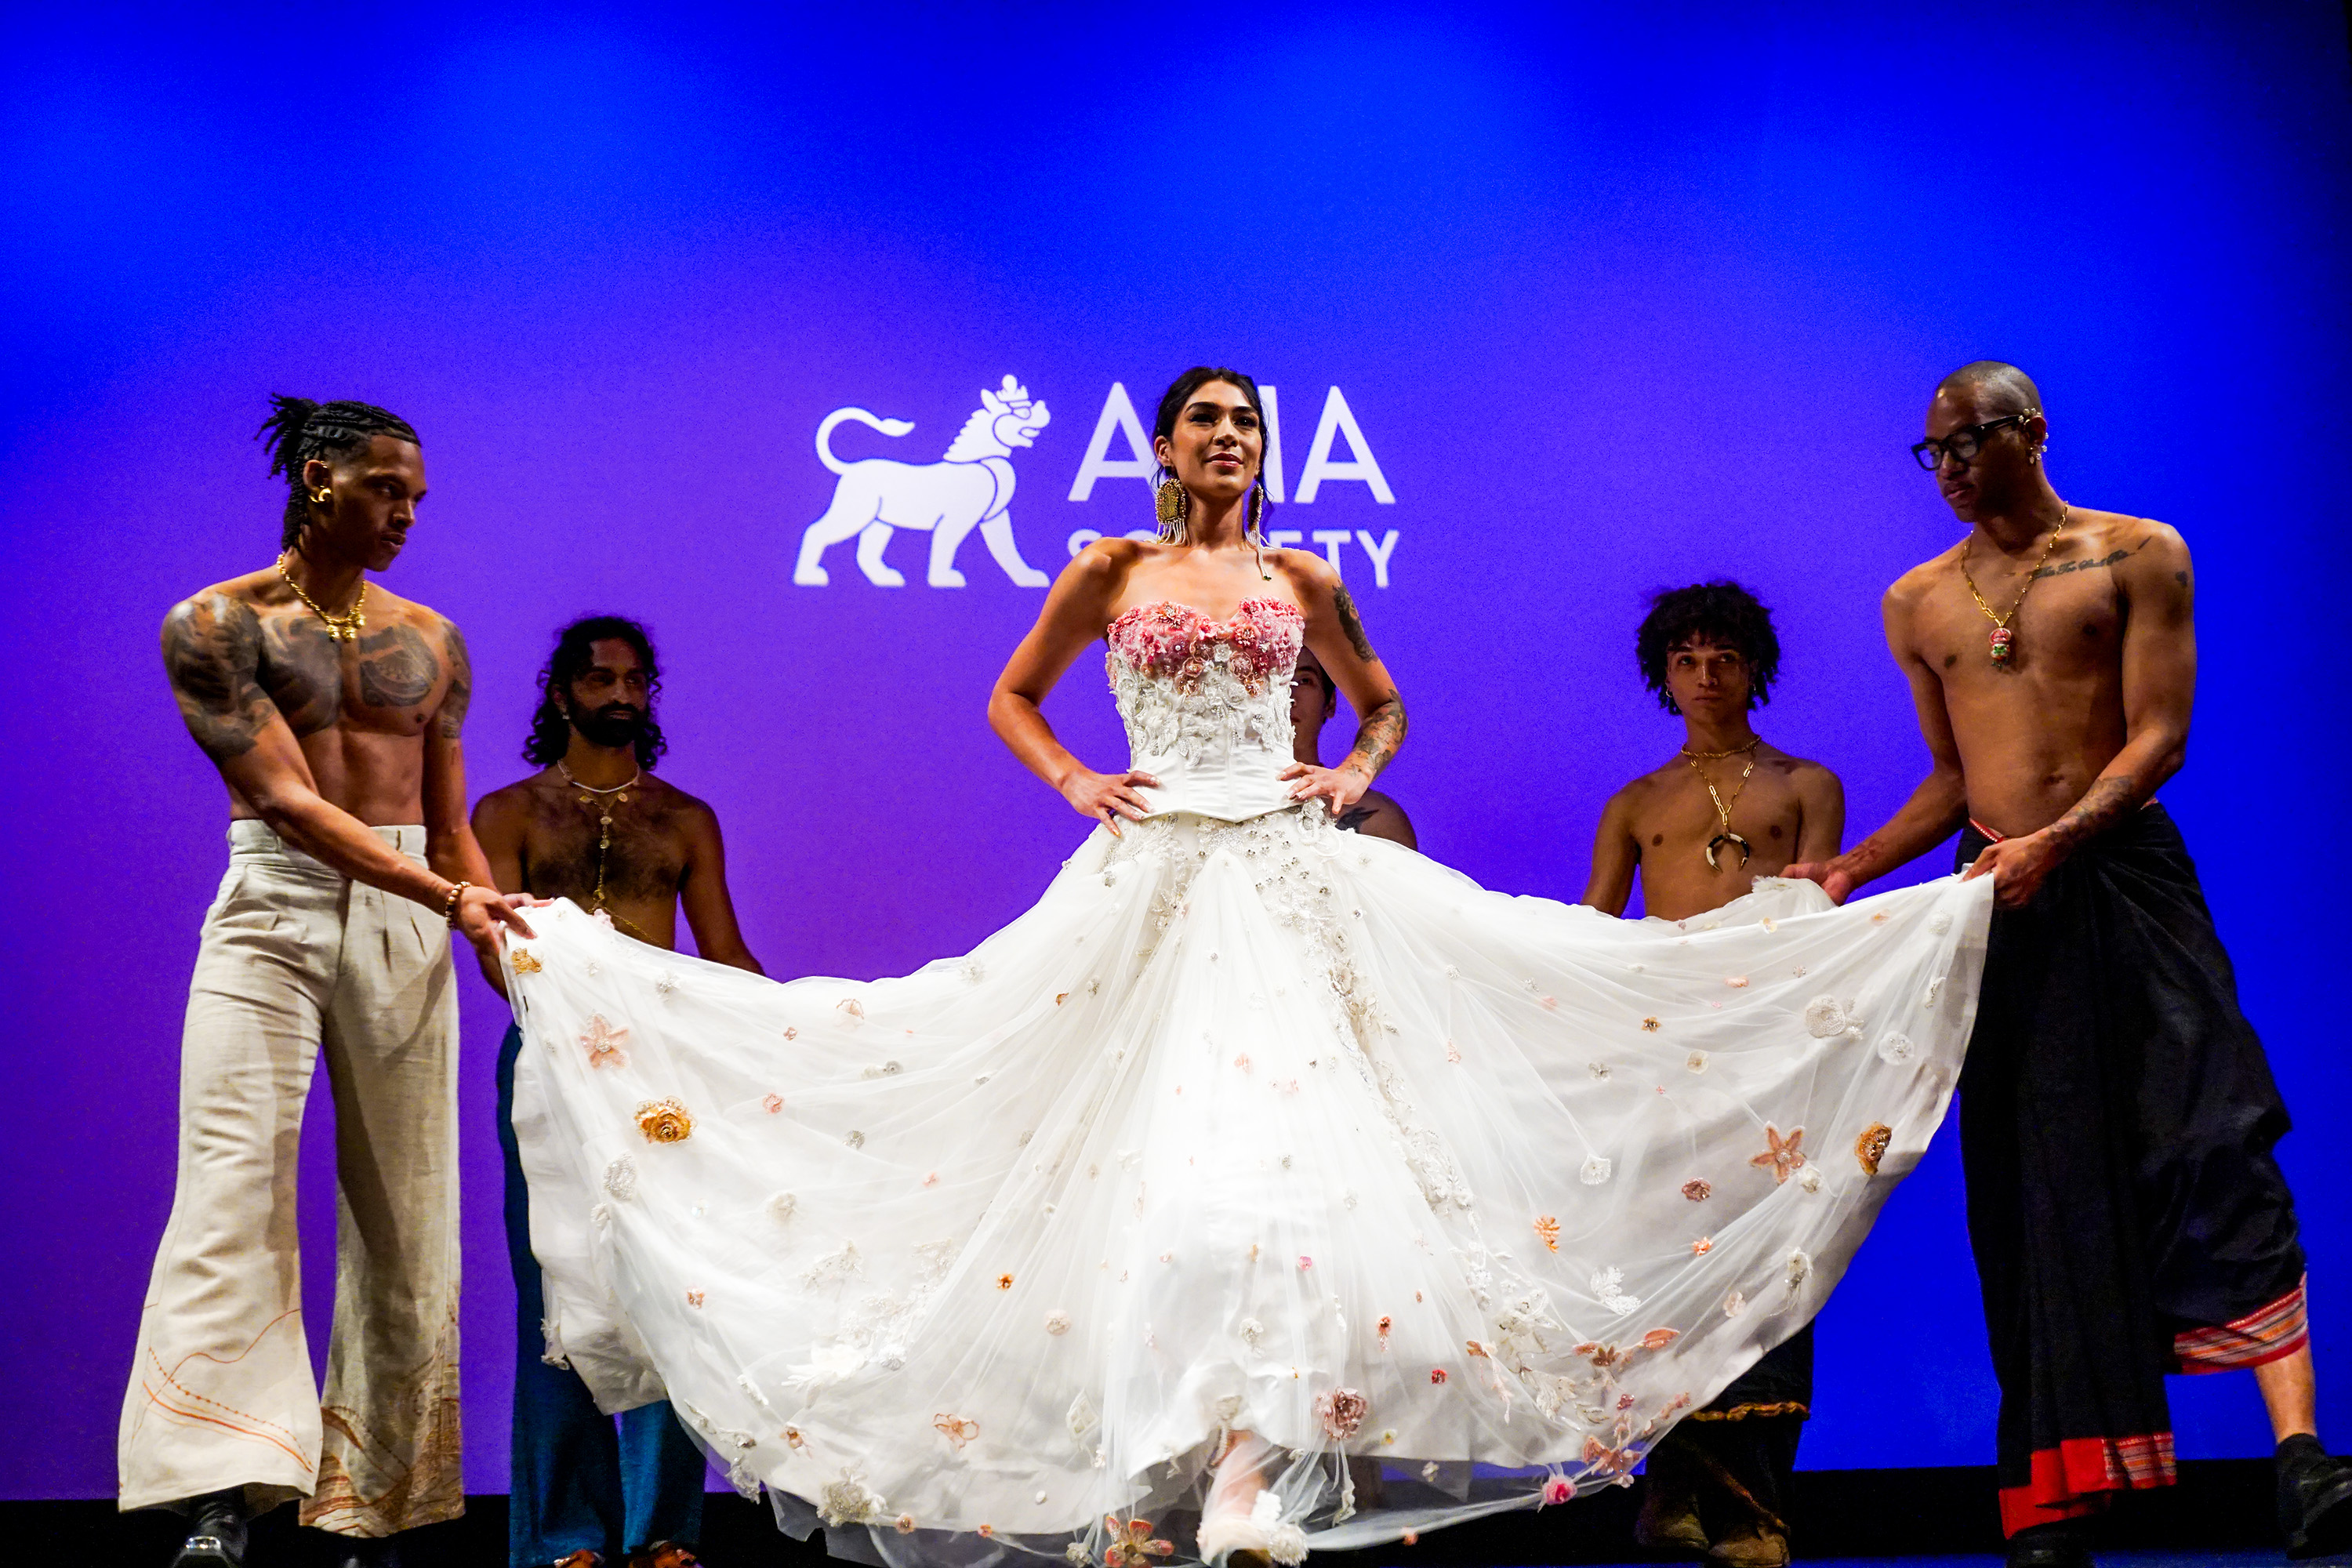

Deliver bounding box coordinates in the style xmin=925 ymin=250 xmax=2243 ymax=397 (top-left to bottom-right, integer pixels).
xmin=472 ymin=615 xmax=762 ymax=1568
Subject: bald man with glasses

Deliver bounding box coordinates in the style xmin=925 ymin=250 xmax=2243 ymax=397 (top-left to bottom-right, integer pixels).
xmin=1788 ymin=362 xmax=2350 ymax=1567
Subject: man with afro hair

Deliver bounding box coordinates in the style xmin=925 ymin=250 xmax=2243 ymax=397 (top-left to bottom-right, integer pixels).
xmin=1581 ymin=579 xmax=1842 ymax=1568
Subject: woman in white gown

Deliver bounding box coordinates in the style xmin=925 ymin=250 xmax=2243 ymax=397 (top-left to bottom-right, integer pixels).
xmin=505 ymin=368 xmax=1994 ymax=1567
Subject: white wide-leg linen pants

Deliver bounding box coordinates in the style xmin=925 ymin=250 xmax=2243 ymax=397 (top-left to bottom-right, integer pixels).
xmin=118 ymin=822 xmax=463 ymax=1538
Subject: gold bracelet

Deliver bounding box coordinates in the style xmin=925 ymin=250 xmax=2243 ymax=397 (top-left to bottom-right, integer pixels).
xmin=443 ymin=880 xmax=470 ymax=928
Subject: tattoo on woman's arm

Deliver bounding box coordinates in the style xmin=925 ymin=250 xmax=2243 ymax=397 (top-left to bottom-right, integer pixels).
xmin=1334 ymin=585 xmax=1377 ymax=663
xmin=1345 ymin=690 xmax=1408 ymax=777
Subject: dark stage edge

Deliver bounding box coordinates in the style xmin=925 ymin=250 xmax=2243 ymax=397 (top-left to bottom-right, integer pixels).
xmin=18 ymin=1459 xmax=2318 ymax=1566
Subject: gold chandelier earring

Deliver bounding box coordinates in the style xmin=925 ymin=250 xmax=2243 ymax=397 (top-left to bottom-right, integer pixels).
xmin=1154 ymin=476 xmax=1189 ymax=543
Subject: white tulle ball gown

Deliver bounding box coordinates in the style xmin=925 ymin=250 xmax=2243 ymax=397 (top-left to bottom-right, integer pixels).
xmin=505 ymin=598 xmax=1993 ymax=1566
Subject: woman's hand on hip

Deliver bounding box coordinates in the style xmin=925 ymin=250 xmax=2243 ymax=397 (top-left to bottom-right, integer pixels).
xmin=1280 ymin=761 xmax=1369 ymax=816
xmin=1061 ymin=767 xmax=1160 ymax=837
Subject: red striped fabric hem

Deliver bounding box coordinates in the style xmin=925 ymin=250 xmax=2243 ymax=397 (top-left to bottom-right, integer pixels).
xmin=1998 ymin=1432 xmax=2177 ymax=1537
xmin=2175 ymin=1274 xmax=2310 ymax=1374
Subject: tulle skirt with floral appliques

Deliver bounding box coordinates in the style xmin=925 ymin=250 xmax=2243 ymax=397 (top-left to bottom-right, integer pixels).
xmin=506 ymin=803 xmax=1992 ymax=1566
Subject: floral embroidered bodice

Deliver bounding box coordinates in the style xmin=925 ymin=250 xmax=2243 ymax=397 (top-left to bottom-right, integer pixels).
xmin=1104 ymin=598 xmax=1304 ymax=822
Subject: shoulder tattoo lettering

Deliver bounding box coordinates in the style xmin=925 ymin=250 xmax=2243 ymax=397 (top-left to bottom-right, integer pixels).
xmin=358 ymin=622 xmax=441 ymax=710
xmin=2031 ymin=544 xmax=2142 ymax=581
xmin=163 ymin=594 xmax=271 ymax=761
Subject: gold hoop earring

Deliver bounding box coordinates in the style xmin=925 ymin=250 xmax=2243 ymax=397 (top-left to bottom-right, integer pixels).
xmin=311 ymin=488 xmax=332 ymax=506
xmin=1154 ymin=477 xmax=1189 ymax=543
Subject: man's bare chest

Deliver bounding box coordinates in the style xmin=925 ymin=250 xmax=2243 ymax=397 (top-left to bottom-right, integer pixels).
xmin=1632 ymin=768 xmax=1803 ymax=860
xmin=1919 ymin=561 xmax=2122 ymax=684
xmin=254 ymin=609 xmax=446 ymax=740
xmin=520 ymin=795 xmax=691 ymax=902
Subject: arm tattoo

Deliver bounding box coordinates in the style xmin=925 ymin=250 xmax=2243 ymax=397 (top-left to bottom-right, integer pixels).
xmin=163 ymin=594 xmax=270 ymax=761
xmin=1344 ymin=689 xmax=1408 ymax=779
xmin=357 ymin=622 xmax=441 ymax=709
xmin=2045 ymin=775 xmax=2140 ymax=851
xmin=1332 ymin=584 xmax=1378 ymax=663
xmin=437 ymin=618 xmax=472 ymax=739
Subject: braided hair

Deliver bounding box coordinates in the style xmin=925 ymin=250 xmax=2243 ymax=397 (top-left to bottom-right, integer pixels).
xmin=256 ymin=394 xmax=420 ymax=550
xmin=525 ymin=615 xmax=668 ymax=772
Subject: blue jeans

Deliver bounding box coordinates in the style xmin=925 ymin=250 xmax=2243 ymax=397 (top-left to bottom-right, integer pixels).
xmin=499 ymin=1025 xmax=706 ymax=1566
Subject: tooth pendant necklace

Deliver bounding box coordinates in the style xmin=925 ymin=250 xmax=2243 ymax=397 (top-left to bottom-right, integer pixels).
xmin=1682 ymin=739 xmax=1761 ymax=871
xmin=558 ymin=760 xmax=644 ymax=934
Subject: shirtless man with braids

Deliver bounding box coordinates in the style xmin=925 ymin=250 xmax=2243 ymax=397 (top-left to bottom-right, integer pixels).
xmin=122 ymin=397 xmax=528 ymax=1568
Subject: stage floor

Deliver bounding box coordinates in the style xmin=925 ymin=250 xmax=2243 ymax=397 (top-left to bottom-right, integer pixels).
xmin=24 ymin=1460 xmax=2326 ymax=1566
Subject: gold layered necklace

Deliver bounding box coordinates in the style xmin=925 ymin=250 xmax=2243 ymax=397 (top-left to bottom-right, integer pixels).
xmin=1958 ymin=507 xmax=2067 ymax=668
xmin=1681 ymin=738 xmax=1760 ymax=871
xmin=558 ymin=760 xmax=652 ymax=938
xmin=276 ymin=554 xmax=367 ymax=642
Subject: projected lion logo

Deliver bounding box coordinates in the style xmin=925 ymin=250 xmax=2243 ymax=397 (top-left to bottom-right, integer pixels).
xmin=792 ymin=376 xmax=1054 ymax=589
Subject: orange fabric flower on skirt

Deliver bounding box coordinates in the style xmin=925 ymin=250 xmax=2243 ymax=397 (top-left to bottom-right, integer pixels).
xmin=1854 ymin=1123 xmax=1893 ymax=1176
xmin=635 ymin=1098 xmax=693 ymax=1143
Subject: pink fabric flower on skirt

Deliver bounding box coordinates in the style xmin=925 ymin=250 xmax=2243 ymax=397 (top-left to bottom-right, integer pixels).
xmin=1314 ymin=1388 xmax=1369 ymax=1440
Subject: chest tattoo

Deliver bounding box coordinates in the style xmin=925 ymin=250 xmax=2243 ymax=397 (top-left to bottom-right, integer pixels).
xmin=358 ymin=623 xmax=441 ymax=710
xmin=256 ymin=614 xmax=344 ymax=738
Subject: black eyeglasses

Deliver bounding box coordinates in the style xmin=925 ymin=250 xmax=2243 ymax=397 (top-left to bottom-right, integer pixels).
xmin=1911 ymin=414 xmax=2034 ymax=472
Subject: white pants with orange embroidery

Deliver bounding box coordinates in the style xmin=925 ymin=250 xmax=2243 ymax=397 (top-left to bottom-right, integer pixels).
xmin=118 ymin=822 xmax=463 ymax=1538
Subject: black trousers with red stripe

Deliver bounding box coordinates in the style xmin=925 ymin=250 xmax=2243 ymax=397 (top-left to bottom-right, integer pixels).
xmin=1956 ymin=807 xmax=2307 ymax=1535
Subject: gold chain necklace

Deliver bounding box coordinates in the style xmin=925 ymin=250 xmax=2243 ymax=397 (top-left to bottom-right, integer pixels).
xmin=276 ymin=554 xmax=367 ymax=642
xmin=1681 ymin=738 xmax=1760 ymax=871
xmin=1958 ymin=507 xmax=2067 ymax=668
xmin=557 ymin=761 xmax=652 ymax=938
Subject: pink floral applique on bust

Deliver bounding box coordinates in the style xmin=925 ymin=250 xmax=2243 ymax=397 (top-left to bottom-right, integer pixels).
xmin=1105 ymin=600 xmax=1304 ymax=696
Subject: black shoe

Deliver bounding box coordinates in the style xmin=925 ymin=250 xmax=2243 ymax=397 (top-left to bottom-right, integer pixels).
xmin=171 ymin=1490 xmax=247 ymax=1567
xmin=325 ymin=1534 xmax=408 ymax=1568
xmin=2279 ymin=1434 xmax=2352 ymax=1558
xmin=2005 ymin=1520 xmax=2092 ymax=1568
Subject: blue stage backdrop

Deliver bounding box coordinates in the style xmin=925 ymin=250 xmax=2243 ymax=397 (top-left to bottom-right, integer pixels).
xmin=5 ymin=0 xmax=2347 ymax=1502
